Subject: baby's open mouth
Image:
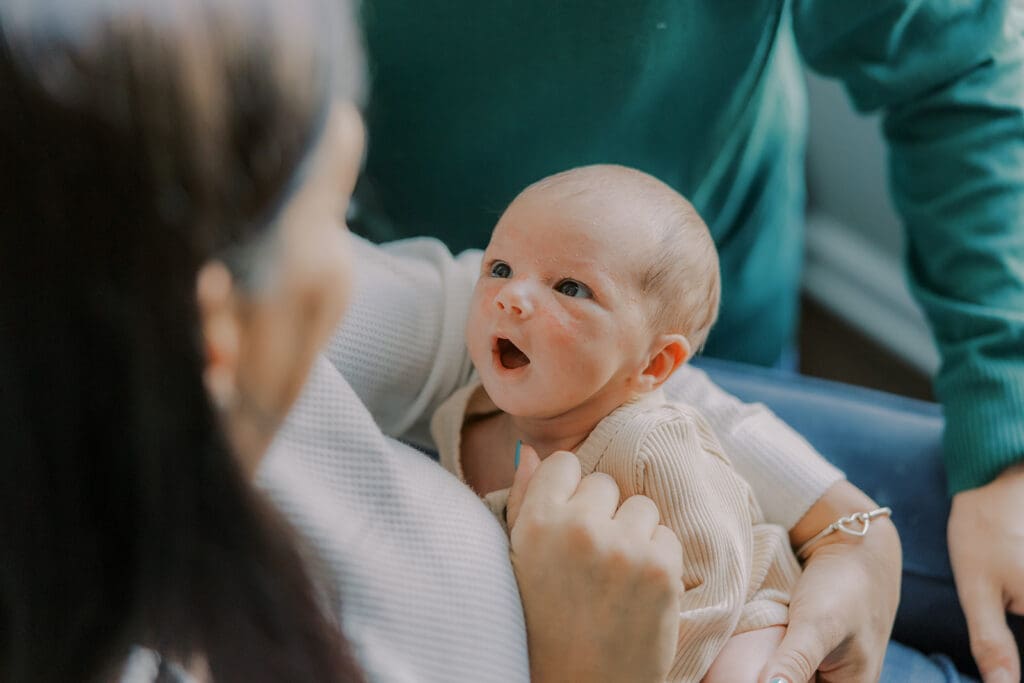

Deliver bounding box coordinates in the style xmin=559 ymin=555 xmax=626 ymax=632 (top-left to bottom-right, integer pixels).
xmin=497 ymin=337 xmax=531 ymax=370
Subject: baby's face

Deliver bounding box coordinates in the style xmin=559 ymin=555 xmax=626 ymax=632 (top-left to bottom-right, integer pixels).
xmin=466 ymin=185 xmax=655 ymax=420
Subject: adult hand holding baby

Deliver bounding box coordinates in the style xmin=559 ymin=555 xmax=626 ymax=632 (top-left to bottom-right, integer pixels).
xmin=507 ymin=444 xmax=684 ymax=683
xmin=760 ymin=481 xmax=902 ymax=683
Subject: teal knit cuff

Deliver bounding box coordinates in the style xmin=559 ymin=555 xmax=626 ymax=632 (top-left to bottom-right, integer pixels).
xmin=940 ymin=362 xmax=1024 ymax=495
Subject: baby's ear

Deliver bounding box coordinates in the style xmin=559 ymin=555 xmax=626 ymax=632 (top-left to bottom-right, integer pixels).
xmin=638 ymin=334 xmax=691 ymax=392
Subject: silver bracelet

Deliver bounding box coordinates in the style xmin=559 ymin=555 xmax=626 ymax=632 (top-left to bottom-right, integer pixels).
xmin=795 ymin=507 xmax=892 ymax=561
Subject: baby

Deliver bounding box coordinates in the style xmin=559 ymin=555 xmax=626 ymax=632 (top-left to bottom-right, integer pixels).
xmin=431 ymin=164 xmax=801 ymax=682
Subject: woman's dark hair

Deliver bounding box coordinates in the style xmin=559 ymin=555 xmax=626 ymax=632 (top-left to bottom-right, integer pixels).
xmin=0 ymin=0 xmax=365 ymax=681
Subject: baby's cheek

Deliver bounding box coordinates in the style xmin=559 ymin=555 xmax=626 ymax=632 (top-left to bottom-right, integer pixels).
xmin=540 ymin=314 xmax=600 ymax=379
xmin=539 ymin=311 xmax=580 ymax=349
xmin=463 ymin=298 xmax=490 ymax=364
xmin=465 ymin=323 xmax=489 ymax=366
xmin=467 ymin=286 xmax=496 ymax=328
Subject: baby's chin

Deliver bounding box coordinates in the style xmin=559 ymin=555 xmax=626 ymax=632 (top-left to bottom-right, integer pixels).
xmin=478 ymin=373 xmax=567 ymax=419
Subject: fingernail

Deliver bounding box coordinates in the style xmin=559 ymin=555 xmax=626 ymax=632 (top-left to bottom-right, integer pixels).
xmin=768 ymin=677 xmax=790 ymax=683
xmin=514 ymin=440 xmax=522 ymax=470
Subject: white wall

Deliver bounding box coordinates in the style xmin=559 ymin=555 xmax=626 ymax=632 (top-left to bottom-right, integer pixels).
xmin=802 ymin=71 xmax=940 ymax=374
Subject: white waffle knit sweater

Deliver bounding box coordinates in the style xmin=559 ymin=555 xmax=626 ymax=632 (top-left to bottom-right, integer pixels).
xmin=254 ymin=236 xmax=844 ymax=683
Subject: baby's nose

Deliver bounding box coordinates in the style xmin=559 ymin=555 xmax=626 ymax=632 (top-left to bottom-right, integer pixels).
xmin=495 ymin=284 xmax=533 ymax=318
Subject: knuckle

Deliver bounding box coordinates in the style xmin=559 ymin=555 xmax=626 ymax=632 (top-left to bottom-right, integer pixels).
xmin=640 ymin=556 xmax=675 ymax=592
xmin=603 ymin=544 xmax=633 ymax=575
xmin=564 ymin=518 xmax=599 ymax=553
xmin=774 ymin=648 xmax=817 ymax=682
xmin=516 ymin=510 xmax=553 ymax=543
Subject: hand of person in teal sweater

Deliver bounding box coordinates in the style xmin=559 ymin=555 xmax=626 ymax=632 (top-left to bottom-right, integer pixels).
xmin=949 ymin=464 xmax=1024 ymax=683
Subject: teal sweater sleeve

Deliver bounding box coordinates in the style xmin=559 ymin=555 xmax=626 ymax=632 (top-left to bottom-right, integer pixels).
xmin=793 ymin=1 xmax=1024 ymax=494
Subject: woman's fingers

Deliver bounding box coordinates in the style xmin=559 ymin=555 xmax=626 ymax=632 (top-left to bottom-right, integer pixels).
xmin=506 ymin=442 xmax=542 ymax=531
xmin=511 ymin=448 xmax=580 ymax=525
xmin=651 ymin=524 xmax=684 ymax=593
xmin=508 ymin=449 xmax=683 ymax=683
xmin=759 ymin=613 xmax=835 ymax=683
xmin=652 ymin=523 xmax=683 ymax=558
xmin=613 ymin=494 xmax=661 ymax=538
xmin=569 ymin=471 xmax=621 ymax=519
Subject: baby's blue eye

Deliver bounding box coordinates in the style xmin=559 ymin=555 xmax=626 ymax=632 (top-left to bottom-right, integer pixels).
xmin=490 ymin=261 xmax=512 ymax=278
xmin=555 ymin=279 xmax=592 ymax=299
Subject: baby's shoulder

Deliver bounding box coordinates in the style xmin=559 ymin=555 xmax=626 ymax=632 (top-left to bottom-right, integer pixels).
xmin=592 ymin=396 xmax=747 ymax=502
xmin=612 ymin=397 xmax=731 ymax=468
xmin=617 ymin=396 xmax=717 ymax=437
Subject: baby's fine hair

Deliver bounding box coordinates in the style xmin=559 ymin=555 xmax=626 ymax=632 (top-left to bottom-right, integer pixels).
xmin=526 ymin=165 xmax=721 ymax=351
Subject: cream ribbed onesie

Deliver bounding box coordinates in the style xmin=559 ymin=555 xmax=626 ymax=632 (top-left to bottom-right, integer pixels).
xmin=431 ymin=379 xmax=802 ymax=683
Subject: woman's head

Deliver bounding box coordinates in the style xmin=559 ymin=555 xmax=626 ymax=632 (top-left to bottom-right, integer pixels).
xmin=0 ymin=0 xmax=365 ymax=680
xmin=2 ymin=0 xmax=366 ymax=463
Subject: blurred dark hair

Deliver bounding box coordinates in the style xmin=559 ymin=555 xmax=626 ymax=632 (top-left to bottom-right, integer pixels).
xmin=0 ymin=0 xmax=364 ymax=681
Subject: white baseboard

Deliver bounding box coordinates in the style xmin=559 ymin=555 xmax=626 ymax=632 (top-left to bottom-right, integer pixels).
xmin=802 ymin=212 xmax=940 ymax=375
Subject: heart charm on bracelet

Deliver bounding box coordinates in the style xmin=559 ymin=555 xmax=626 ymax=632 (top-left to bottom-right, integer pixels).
xmin=795 ymin=507 xmax=891 ymax=560
xmin=836 ymin=513 xmax=870 ymax=537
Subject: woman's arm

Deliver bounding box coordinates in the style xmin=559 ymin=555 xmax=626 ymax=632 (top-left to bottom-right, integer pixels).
xmin=323 ymin=236 xmax=480 ymax=445
xmin=667 ymin=371 xmax=902 ymax=681
xmin=760 ymin=480 xmax=902 ymax=683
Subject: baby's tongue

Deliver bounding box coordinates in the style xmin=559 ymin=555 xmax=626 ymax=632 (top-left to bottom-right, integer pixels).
xmin=500 ymin=341 xmax=530 ymax=369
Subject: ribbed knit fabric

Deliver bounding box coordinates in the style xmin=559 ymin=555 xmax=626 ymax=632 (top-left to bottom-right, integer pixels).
xmin=433 ymin=382 xmax=801 ymax=682
xmin=250 ymin=235 xmax=841 ymax=681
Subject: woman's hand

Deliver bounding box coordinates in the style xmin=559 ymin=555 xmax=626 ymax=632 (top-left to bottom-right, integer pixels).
xmin=506 ymin=445 xmax=683 ymax=683
xmin=759 ymin=481 xmax=902 ymax=683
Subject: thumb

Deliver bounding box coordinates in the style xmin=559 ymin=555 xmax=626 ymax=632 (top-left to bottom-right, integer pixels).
xmin=506 ymin=442 xmax=541 ymax=531
xmin=959 ymin=577 xmax=1020 ymax=683
xmin=759 ymin=619 xmax=832 ymax=683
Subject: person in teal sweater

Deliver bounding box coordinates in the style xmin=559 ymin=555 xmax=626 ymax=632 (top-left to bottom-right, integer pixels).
xmin=351 ymin=2 xmax=1024 ymax=682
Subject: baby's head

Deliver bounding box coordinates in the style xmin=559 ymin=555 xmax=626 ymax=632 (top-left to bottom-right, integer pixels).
xmin=466 ymin=164 xmax=720 ymax=420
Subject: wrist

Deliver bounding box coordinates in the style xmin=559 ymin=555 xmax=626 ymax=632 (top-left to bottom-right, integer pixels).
xmin=955 ymin=461 xmax=1024 ymax=499
xmin=790 ymin=481 xmax=899 ymax=559
xmin=800 ymin=517 xmax=900 ymax=571
xmin=795 ymin=507 xmax=892 ymax=561
xmin=790 ymin=481 xmax=875 ymax=548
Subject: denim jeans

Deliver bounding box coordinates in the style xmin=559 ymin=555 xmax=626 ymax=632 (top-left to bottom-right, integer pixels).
xmin=695 ymin=356 xmax=1024 ymax=682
